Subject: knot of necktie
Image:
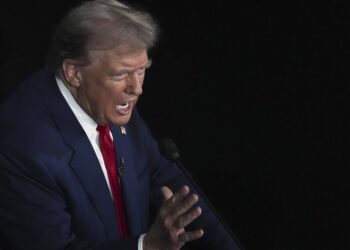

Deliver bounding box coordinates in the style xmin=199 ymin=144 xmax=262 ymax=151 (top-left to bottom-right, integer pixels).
xmin=96 ymin=124 xmax=110 ymax=134
xmin=96 ymin=125 xmax=113 ymax=149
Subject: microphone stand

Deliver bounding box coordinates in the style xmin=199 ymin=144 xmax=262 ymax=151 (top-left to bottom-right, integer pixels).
xmin=159 ymin=138 xmax=244 ymax=249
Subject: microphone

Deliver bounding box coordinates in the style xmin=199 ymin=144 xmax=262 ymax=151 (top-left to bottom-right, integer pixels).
xmin=158 ymin=138 xmax=242 ymax=245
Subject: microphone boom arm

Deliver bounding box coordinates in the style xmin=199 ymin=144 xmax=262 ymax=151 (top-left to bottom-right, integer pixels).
xmin=158 ymin=138 xmax=243 ymax=248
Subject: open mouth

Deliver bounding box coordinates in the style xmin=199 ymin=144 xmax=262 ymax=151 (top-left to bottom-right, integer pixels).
xmin=118 ymin=102 xmax=129 ymax=110
xmin=116 ymin=102 xmax=132 ymax=115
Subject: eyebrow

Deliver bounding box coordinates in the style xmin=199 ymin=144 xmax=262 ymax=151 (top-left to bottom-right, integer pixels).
xmin=114 ymin=59 xmax=153 ymax=74
xmin=145 ymin=59 xmax=153 ymax=68
xmin=137 ymin=59 xmax=152 ymax=70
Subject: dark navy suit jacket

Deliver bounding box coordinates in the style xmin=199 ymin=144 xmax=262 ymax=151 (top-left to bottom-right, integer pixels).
xmin=0 ymin=69 xmax=242 ymax=249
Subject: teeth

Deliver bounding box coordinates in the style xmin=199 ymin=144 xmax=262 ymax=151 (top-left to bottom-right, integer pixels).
xmin=117 ymin=102 xmax=129 ymax=110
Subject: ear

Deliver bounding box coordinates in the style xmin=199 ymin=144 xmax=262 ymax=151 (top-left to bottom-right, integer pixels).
xmin=62 ymin=59 xmax=83 ymax=88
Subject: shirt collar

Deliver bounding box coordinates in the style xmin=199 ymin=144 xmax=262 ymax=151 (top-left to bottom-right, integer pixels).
xmin=56 ymin=76 xmax=98 ymax=140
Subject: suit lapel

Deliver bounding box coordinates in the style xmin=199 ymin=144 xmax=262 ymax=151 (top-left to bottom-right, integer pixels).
xmin=36 ymin=71 xmax=118 ymax=239
xmin=111 ymin=125 xmax=142 ymax=235
xmin=68 ymin=138 xmax=119 ymax=239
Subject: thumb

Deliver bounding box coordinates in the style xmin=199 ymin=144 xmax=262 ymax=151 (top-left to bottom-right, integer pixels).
xmin=160 ymin=186 xmax=173 ymax=203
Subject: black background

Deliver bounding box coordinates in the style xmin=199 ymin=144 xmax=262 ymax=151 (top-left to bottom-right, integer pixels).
xmin=1 ymin=1 xmax=350 ymax=249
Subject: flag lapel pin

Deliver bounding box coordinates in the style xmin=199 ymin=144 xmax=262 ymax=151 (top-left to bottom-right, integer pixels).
xmin=121 ymin=126 xmax=127 ymax=135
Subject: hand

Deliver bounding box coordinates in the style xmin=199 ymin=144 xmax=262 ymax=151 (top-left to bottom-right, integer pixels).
xmin=143 ymin=185 xmax=204 ymax=250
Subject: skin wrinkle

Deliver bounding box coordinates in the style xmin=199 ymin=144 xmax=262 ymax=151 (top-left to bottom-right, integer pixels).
xmin=64 ymin=48 xmax=149 ymax=126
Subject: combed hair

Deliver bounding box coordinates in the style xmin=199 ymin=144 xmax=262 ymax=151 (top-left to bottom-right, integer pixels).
xmin=47 ymin=0 xmax=159 ymax=72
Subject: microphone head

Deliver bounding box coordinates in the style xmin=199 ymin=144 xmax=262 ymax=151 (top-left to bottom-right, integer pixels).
xmin=159 ymin=138 xmax=180 ymax=161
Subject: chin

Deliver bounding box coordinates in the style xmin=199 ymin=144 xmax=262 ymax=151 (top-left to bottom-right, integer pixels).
xmin=111 ymin=115 xmax=131 ymax=126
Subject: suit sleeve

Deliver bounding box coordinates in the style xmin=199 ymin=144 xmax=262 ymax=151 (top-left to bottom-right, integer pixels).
xmin=0 ymin=153 xmax=139 ymax=250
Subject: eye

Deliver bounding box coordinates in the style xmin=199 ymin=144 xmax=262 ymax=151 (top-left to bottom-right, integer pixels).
xmin=137 ymin=67 xmax=146 ymax=75
xmin=112 ymin=73 xmax=128 ymax=81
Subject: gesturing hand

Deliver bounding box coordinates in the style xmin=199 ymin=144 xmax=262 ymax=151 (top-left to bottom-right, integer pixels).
xmin=143 ymin=185 xmax=204 ymax=250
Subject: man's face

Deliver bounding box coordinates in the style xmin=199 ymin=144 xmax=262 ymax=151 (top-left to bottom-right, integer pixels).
xmin=72 ymin=48 xmax=150 ymax=126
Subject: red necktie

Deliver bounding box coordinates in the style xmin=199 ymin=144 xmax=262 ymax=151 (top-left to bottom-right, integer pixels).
xmin=96 ymin=125 xmax=128 ymax=238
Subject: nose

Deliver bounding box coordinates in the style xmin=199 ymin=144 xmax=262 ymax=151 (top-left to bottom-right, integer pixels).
xmin=126 ymin=72 xmax=143 ymax=96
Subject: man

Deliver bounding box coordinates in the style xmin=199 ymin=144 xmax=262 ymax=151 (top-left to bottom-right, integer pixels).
xmin=0 ymin=0 xmax=242 ymax=249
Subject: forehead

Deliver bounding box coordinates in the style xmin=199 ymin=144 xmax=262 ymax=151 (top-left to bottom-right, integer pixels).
xmin=91 ymin=48 xmax=149 ymax=69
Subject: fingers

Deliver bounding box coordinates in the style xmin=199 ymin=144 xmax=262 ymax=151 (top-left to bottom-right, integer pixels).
xmin=177 ymin=228 xmax=204 ymax=243
xmin=144 ymin=185 xmax=204 ymax=249
xmin=166 ymin=185 xmax=190 ymax=205
xmin=160 ymin=185 xmax=203 ymax=234
xmin=173 ymin=191 xmax=199 ymax=218
xmin=175 ymin=207 xmax=202 ymax=229
xmin=162 ymin=185 xmax=190 ymax=208
xmin=160 ymin=186 xmax=173 ymax=202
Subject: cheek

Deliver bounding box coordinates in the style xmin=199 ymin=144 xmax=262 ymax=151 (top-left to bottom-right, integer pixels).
xmin=140 ymin=75 xmax=145 ymax=84
xmin=103 ymin=83 xmax=126 ymax=102
xmin=86 ymin=86 xmax=114 ymax=108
